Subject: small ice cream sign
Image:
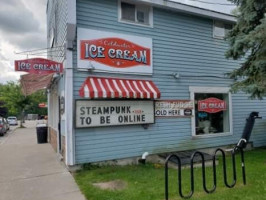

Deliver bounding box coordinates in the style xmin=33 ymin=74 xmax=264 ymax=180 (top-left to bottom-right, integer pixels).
xmin=198 ymin=98 xmax=226 ymax=113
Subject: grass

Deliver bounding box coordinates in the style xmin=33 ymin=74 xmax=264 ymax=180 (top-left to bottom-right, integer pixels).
xmin=74 ymin=148 xmax=266 ymax=200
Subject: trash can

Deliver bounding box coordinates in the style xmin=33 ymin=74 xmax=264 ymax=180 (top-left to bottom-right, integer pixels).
xmin=36 ymin=124 xmax=48 ymax=144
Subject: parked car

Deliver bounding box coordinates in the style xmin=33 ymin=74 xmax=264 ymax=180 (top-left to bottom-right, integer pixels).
xmin=0 ymin=117 xmax=8 ymax=136
xmin=4 ymin=118 xmax=9 ymax=130
xmin=7 ymin=116 xmax=18 ymax=126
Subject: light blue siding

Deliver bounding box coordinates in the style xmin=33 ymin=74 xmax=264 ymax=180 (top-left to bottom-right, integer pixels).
xmin=73 ymin=0 xmax=266 ymax=164
xmin=58 ymin=76 xmax=65 ymax=136
xmin=47 ymin=0 xmax=67 ymax=63
xmin=47 ymin=0 xmax=67 ymax=151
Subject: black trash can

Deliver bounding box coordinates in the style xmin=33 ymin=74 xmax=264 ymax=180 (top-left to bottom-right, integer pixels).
xmin=36 ymin=124 xmax=48 ymax=144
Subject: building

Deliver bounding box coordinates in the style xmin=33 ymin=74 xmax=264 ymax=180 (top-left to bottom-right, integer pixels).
xmin=46 ymin=0 xmax=266 ymax=166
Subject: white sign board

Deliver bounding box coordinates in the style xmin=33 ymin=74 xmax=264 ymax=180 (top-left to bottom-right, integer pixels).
xmin=75 ymin=100 xmax=154 ymax=128
xmin=155 ymin=100 xmax=194 ymax=117
xmin=77 ymin=28 xmax=153 ymax=75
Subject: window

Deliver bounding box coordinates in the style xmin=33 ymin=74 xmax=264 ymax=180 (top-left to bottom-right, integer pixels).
xmin=190 ymin=87 xmax=232 ymax=137
xmin=121 ymin=2 xmax=135 ymax=21
xmin=213 ymin=20 xmax=233 ymax=39
xmin=119 ymin=1 xmax=153 ymax=26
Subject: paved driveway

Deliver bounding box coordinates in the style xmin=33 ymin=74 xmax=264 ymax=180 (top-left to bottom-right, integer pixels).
xmin=0 ymin=121 xmax=85 ymax=200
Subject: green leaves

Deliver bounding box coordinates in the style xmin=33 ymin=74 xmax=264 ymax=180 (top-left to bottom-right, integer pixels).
xmin=226 ymin=0 xmax=266 ymax=99
xmin=0 ymin=82 xmax=47 ymax=116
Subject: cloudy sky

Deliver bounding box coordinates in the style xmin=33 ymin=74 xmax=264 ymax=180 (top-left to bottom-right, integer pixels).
xmin=0 ymin=0 xmax=235 ymax=84
xmin=172 ymin=0 xmax=236 ymax=14
xmin=0 ymin=0 xmax=47 ymax=84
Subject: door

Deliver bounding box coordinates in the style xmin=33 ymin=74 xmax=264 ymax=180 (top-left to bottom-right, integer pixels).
xmin=58 ymin=96 xmax=61 ymax=152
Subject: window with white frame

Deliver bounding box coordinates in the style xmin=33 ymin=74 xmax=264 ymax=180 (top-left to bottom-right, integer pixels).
xmin=190 ymin=87 xmax=232 ymax=136
xmin=119 ymin=1 xmax=152 ymax=26
xmin=213 ymin=20 xmax=233 ymax=39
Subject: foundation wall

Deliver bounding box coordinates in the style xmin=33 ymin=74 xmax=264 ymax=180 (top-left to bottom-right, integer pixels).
xmin=49 ymin=127 xmax=58 ymax=152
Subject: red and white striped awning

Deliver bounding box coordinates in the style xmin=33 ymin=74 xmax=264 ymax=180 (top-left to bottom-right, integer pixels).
xmin=79 ymin=77 xmax=161 ymax=99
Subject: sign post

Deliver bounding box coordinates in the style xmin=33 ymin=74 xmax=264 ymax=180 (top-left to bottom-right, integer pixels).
xmin=38 ymin=103 xmax=47 ymax=108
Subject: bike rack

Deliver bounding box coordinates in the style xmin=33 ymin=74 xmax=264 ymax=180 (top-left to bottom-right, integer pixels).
xmin=165 ymin=112 xmax=261 ymax=199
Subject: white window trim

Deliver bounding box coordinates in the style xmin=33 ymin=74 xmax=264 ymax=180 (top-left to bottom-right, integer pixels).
xmin=189 ymin=86 xmax=233 ymax=138
xmin=118 ymin=0 xmax=153 ymax=28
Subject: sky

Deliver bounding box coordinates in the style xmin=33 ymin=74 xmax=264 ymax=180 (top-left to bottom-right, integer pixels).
xmin=0 ymin=0 xmax=235 ymax=84
xmin=171 ymin=0 xmax=236 ymax=15
xmin=0 ymin=0 xmax=47 ymax=84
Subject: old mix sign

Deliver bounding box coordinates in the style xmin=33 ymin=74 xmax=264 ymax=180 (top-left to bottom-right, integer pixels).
xmin=77 ymin=28 xmax=153 ymax=74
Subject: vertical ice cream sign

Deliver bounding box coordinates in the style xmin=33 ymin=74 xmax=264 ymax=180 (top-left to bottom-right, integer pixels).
xmin=78 ymin=28 xmax=152 ymax=74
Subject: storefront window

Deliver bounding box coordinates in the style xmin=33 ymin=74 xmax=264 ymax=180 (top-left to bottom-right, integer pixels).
xmin=190 ymin=87 xmax=232 ymax=136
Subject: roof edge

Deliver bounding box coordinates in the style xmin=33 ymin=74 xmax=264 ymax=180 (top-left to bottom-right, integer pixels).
xmin=136 ymin=0 xmax=237 ymax=22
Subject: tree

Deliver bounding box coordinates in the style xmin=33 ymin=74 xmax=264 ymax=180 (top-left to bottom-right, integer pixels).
xmin=0 ymin=82 xmax=30 ymax=127
xmin=0 ymin=101 xmax=8 ymax=117
xmin=226 ymin=0 xmax=266 ymax=99
xmin=0 ymin=84 xmax=8 ymax=117
xmin=0 ymin=82 xmax=47 ymax=127
xmin=27 ymin=91 xmax=48 ymax=116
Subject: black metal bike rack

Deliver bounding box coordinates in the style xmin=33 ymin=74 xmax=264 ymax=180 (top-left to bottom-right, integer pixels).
xmin=165 ymin=112 xmax=261 ymax=199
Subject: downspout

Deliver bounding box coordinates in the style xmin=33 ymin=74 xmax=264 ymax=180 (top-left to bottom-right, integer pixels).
xmin=65 ymin=0 xmax=76 ymax=166
xmin=139 ymin=152 xmax=149 ymax=164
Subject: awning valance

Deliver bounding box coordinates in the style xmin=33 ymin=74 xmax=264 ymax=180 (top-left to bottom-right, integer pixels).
xmin=79 ymin=77 xmax=161 ymax=99
xmin=20 ymin=74 xmax=54 ymax=96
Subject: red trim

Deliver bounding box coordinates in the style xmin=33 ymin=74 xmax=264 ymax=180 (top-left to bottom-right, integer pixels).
xmin=143 ymin=81 xmax=153 ymax=99
xmin=87 ymin=78 xmax=94 ymax=98
xmin=130 ymin=80 xmax=141 ymax=99
xmin=137 ymin=81 xmax=147 ymax=98
xmin=102 ymin=78 xmax=111 ymax=97
xmin=79 ymin=76 xmax=161 ymax=99
xmin=149 ymin=81 xmax=161 ymax=98
xmin=109 ymin=80 xmax=119 ymax=98
xmin=116 ymin=80 xmax=126 ymax=98
xmin=124 ymin=80 xmax=134 ymax=98
xmin=94 ymin=77 xmax=103 ymax=98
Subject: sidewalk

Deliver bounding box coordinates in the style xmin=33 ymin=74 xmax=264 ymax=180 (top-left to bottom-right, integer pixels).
xmin=0 ymin=121 xmax=85 ymax=200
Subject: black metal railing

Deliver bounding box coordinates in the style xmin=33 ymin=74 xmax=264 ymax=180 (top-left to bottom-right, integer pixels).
xmin=165 ymin=112 xmax=261 ymax=199
xmin=165 ymin=147 xmax=244 ymax=199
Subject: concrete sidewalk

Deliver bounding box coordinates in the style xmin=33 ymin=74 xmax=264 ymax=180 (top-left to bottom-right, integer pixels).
xmin=0 ymin=121 xmax=85 ymax=200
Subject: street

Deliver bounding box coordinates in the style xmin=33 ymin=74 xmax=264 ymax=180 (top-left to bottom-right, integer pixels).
xmin=0 ymin=123 xmax=18 ymax=145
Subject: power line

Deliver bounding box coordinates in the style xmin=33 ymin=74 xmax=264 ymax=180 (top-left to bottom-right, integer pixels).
xmin=172 ymin=0 xmax=236 ymax=6
xmin=14 ymin=45 xmax=65 ymax=55
xmin=23 ymin=50 xmax=65 ymax=56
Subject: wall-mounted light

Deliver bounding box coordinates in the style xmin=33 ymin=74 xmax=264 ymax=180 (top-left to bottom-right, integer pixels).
xmin=142 ymin=124 xmax=149 ymax=129
xmin=53 ymin=73 xmax=60 ymax=79
xmin=171 ymin=72 xmax=233 ymax=80
xmin=88 ymin=62 xmax=95 ymax=71
xmin=172 ymin=72 xmax=180 ymax=79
